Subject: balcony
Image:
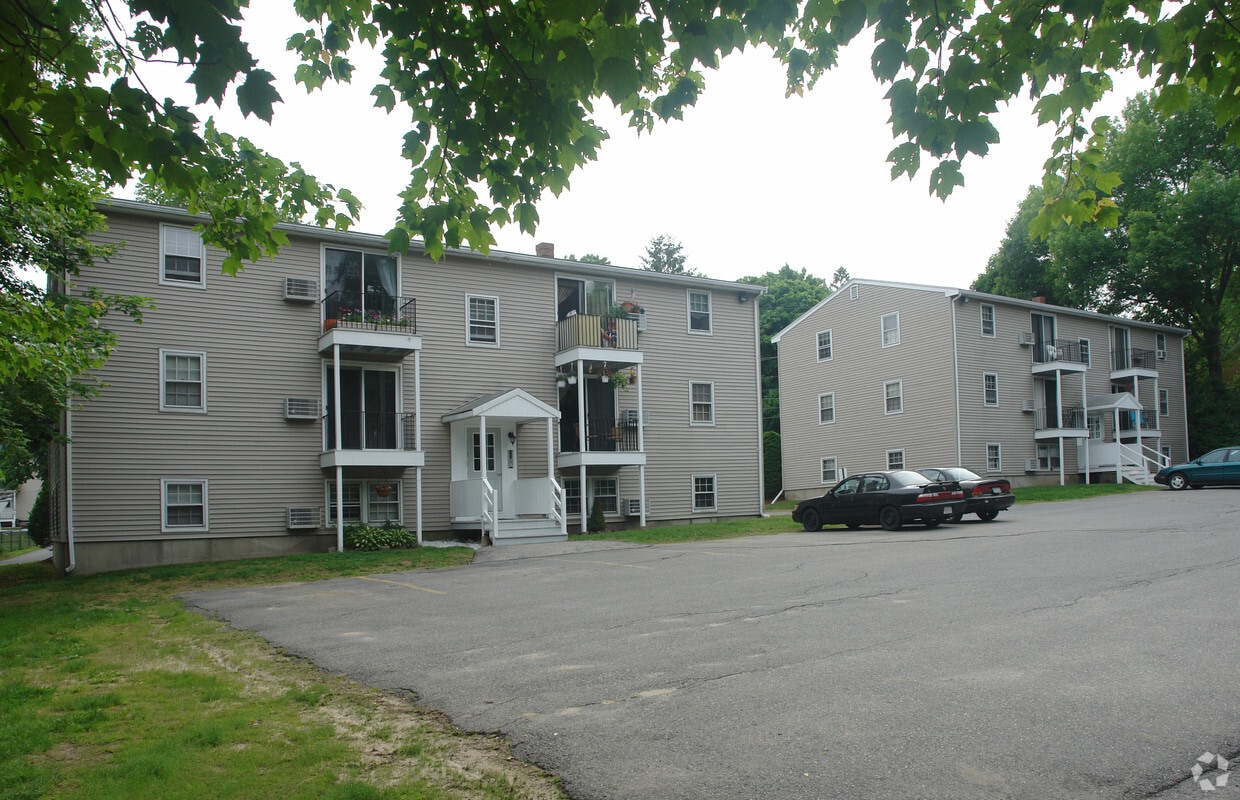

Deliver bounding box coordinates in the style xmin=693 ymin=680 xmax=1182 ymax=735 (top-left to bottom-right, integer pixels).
xmin=1033 ymin=406 xmax=1087 ymax=439
xmin=1118 ymin=410 xmax=1161 ymax=436
xmin=557 ymin=416 xmax=646 ymax=469
xmin=320 ymin=291 xmax=421 ymax=360
xmin=554 ymin=315 xmax=643 ymax=368
xmin=1031 ymin=339 xmax=1088 ymax=373
xmin=1111 ymin=347 xmax=1158 ymax=378
xmin=321 ymin=411 xmax=424 ymax=468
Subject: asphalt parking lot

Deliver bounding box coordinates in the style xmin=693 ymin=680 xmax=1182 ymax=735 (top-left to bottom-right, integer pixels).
xmin=184 ymin=490 xmax=1240 ymax=800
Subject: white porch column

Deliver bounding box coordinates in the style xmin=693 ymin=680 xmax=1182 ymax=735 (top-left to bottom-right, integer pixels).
xmin=1082 ymin=373 xmax=1090 ymax=484
xmin=333 ymin=343 xmax=344 ymax=552
xmin=636 ymin=363 xmax=647 ymax=527
xmin=480 ymin=414 xmax=494 ymax=541
xmin=576 ymin=358 xmax=587 ymax=452
xmin=414 ymin=349 xmax=423 ymax=545
xmin=1114 ymin=408 xmax=1121 ymax=484
xmin=579 ymin=461 xmax=588 ymax=534
xmin=1055 ymin=371 xmax=1065 ymax=485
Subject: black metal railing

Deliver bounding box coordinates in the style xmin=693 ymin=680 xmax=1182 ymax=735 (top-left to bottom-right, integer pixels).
xmin=323 ymin=291 xmax=417 ymax=333
xmin=1032 ymin=339 xmax=1088 ymax=365
xmin=1111 ymin=347 xmax=1156 ymax=371
xmin=325 ymin=411 xmax=417 ymax=451
xmin=560 ymin=417 xmax=641 ymax=453
xmin=1034 ymin=406 xmax=1085 ymax=431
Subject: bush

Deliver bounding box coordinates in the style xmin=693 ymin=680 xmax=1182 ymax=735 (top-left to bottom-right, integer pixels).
xmin=587 ymin=499 xmax=605 ymax=533
xmin=344 ymin=522 xmax=417 ymax=551
xmin=27 ymin=482 xmax=50 ymax=546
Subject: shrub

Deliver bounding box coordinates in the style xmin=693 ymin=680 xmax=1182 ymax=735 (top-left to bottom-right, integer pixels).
xmin=344 ymin=522 xmax=417 ymax=551
xmin=27 ymin=483 xmax=50 ymax=546
xmin=587 ymin=500 xmax=605 ymax=533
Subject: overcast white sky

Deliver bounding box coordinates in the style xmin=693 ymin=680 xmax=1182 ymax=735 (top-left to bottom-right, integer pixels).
xmin=128 ymin=7 xmax=1146 ymax=289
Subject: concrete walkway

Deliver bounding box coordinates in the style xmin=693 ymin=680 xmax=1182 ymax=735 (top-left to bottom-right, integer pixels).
xmin=0 ymin=546 xmax=52 ymax=566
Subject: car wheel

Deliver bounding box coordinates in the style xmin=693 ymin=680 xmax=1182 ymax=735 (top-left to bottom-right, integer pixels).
xmin=879 ymin=505 xmax=903 ymax=531
xmin=845 ymin=522 xmax=862 ymax=530
xmin=801 ymin=508 xmax=822 ymax=532
xmin=949 ymin=513 xmax=964 ymax=524
xmin=924 ymin=518 xmax=942 ymax=528
xmin=977 ymin=510 xmax=999 ymax=522
xmin=1168 ymin=472 xmax=1189 ymax=490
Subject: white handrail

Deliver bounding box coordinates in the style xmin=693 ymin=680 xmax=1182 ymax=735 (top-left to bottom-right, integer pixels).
xmin=549 ymin=478 xmax=566 ymax=535
xmin=480 ymin=477 xmax=497 ymax=542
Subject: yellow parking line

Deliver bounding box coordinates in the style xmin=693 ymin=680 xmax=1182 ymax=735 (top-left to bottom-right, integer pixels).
xmin=355 ymin=576 xmax=446 ymax=594
xmin=565 ymin=559 xmax=654 ymax=570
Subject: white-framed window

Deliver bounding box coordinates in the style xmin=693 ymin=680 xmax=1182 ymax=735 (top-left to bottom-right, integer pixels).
xmin=471 ymin=431 xmax=497 ymax=474
xmin=884 ymin=379 xmax=903 ymax=415
xmin=1088 ymin=415 xmax=1103 ymax=439
xmin=849 ymin=285 xmax=860 ymax=300
xmin=1159 ymin=388 xmax=1169 ymax=416
xmin=563 ymin=478 xmax=582 ymax=515
xmin=821 ymin=457 xmax=839 ymax=484
xmin=1160 ymin=445 xmax=1171 ymax=463
xmin=818 ymin=392 xmax=835 ymax=425
xmin=886 ymin=449 xmax=905 ymax=470
xmin=986 ymin=444 xmax=1001 ymax=472
xmin=983 ymin=373 xmax=999 ymax=406
xmin=466 ymin=294 xmax=499 ymax=345
xmin=816 ymin=330 xmax=833 ymax=361
xmin=688 ymin=290 xmax=712 ymax=334
xmin=160 ymin=225 xmax=205 ymax=287
xmin=980 ymin=304 xmax=995 ymax=337
xmin=881 ymin=312 xmax=900 ymax=347
xmin=161 ymin=479 xmax=208 ymax=532
xmin=1037 ymin=442 xmax=1061 ymax=470
xmin=592 ymin=478 xmax=619 ymax=514
xmin=160 ymin=350 xmax=206 ymax=412
xmin=689 ymin=381 xmax=714 ymax=425
xmin=1156 ymin=333 xmax=1167 ymax=359
xmin=326 ymin=480 xmax=402 ymax=525
xmin=1079 ymin=338 xmax=1091 ymax=367
xmin=692 ymin=474 xmax=717 ymax=511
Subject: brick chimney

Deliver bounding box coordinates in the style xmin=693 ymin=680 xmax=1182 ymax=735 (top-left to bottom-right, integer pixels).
xmin=535 ymin=242 xmax=555 ymax=258
xmin=1031 ymin=296 xmax=1047 ymax=303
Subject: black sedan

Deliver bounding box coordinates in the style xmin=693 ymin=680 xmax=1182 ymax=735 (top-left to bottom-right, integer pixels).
xmin=792 ymin=470 xmax=964 ymax=532
xmin=917 ymin=467 xmax=1015 ymax=522
xmin=1154 ymin=446 xmax=1240 ymax=489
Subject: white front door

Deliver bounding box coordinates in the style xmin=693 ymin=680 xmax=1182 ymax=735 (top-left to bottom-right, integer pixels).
xmin=468 ymin=429 xmax=503 ymax=512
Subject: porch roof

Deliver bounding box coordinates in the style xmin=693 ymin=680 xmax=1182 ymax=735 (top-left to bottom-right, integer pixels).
xmin=1086 ymin=392 xmax=1143 ymax=412
xmin=441 ymin=388 xmax=560 ymax=424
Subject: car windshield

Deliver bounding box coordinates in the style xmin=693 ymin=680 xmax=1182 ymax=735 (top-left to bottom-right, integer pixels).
xmin=889 ymin=470 xmax=932 ymax=487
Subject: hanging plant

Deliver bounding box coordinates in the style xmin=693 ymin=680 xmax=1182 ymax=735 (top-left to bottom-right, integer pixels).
xmin=374 ymin=483 xmax=393 ymax=498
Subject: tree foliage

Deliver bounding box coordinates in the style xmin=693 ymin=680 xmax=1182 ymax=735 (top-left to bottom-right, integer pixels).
xmin=565 ymin=253 xmax=611 ymax=265
xmin=639 ymin=235 xmax=700 ymax=276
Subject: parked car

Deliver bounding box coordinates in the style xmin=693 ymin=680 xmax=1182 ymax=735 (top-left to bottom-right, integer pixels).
xmin=792 ymin=470 xmax=964 ymax=532
xmin=916 ymin=467 xmax=1015 ymax=522
xmin=1154 ymin=446 xmax=1240 ymax=490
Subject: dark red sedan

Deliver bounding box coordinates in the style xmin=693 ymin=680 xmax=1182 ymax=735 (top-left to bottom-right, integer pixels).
xmin=917 ymin=468 xmax=1014 ymax=522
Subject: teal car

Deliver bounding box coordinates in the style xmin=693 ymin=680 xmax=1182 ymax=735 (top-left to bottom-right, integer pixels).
xmin=1154 ymin=446 xmax=1240 ymax=490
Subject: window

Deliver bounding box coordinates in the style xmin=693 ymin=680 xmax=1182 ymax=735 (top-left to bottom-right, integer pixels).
xmin=1159 ymin=388 xmax=1169 ymax=417
xmin=323 ymin=246 xmax=402 ymax=325
xmin=162 ymin=480 xmax=208 ymax=532
xmin=563 ymin=478 xmax=582 ymax=515
xmin=1037 ymin=443 xmax=1061 ymax=470
xmin=816 ymin=330 xmax=833 ymax=361
xmin=983 ymin=373 xmax=998 ymax=406
xmin=881 ymin=312 xmax=900 ymax=347
xmin=161 ymin=225 xmax=205 ymax=286
xmin=886 ymin=450 xmax=905 ymax=470
xmin=689 ymin=381 xmax=714 ymax=425
xmin=818 ymin=393 xmax=835 ymax=425
xmin=1156 ymin=333 xmax=1167 ymax=359
xmin=471 ymin=432 xmax=497 ymax=474
xmin=592 ymin=478 xmax=619 ymax=514
xmin=1160 ymin=445 xmax=1171 ymax=464
xmin=821 ymin=457 xmax=839 ymax=484
xmin=466 ymin=295 xmax=499 ymax=345
xmin=324 ymin=366 xmax=401 ymax=450
xmin=327 ymin=480 xmax=402 ymax=524
xmin=1079 ymin=338 xmax=1091 ymax=367
xmin=1088 ymin=416 xmax=1102 ymax=439
xmin=986 ymin=444 xmax=1001 ymax=472
xmin=884 ymin=380 xmax=903 ymax=415
xmin=688 ymin=291 xmax=712 ymax=333
xmin=980 ymin=304 xmax=995 ymax=337
xmin=692 ymin=474 xmax=717 ymax=511
xmin=160 ymin=350 xmax=206 ymax=412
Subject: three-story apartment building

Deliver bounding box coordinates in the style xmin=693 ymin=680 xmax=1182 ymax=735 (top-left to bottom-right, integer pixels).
xmin=773 ymin=279 xmax=1188 ymax=500
xmin=46 ymin=199 xmax=765 ymax=574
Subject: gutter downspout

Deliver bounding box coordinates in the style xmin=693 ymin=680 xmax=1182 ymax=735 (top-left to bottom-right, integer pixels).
xmin=333 ymin=343 xmax=344 ymax=552
xmin=1083 ymin=372 xmax=1090 ymax=484
xmin=753 ymin=295 xmax=766 ymax=517
xmin=950 ymin=295 xmax=961 ymax=466
xmin=415 ymin=349 xmax=423 ymax=546
xmin=64 ymin=405 xmax=76 ymax=573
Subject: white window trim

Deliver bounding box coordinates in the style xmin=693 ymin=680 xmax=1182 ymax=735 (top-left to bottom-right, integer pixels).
xmin=821 ymin=457 xmax=839 ymax=485
xmin=881 ymin=312 xmax=900 ymax=348
xmin=326 ymin=479 xmax=404 ymax=525
xmin=1156 ymin=333 xmax=1167 ymax=359
xmin=465 ymin=293 xmax=500 ymax=347
xmin=980 ymin=303 xmax=995 ymax=337
xmin=590 ymin=477 xmax=621 ymax=516
xmin=161 ymin=479 xmax=209 ymax=533
xmin=160 ymin=349 xmax=207 ymax=413
xmin=816 ymin=329 xmax=833 ymax=362
xmin=689 ymin=380 xmax=715 ymax=426
xmin=691 ymin=473 xmax=717 ymax=512
xmin=983 ymin=372 xmax=999 ymax=407
xmin=886 ymin=449 xmax=906 ymax=470
xmin=818 ymin=392 xmax=836 ymax=425
xmin=687 ymin=290 xmax=713 ymax=335
xmin=986 ymin=443 xmax=1002 ymax=472
xmin=1159 ymin=388 xmax=1170 ymax=417
xmin=849 ymin=285 xmax=860 ymax=300
xmin=159 ymin=224 xmax=206 ymax=289
xmin=1078 ymin=337 xmax=1091 ymax=367
xmin=883 ymin=379 xmax=903 ymax=415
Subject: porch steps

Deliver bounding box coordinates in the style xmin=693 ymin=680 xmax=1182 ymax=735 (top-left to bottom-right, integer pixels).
xmin=451 ymin=517 xmax=567 ymax=546
xmin=1120 ymin=464 xmax=1156 ymax=486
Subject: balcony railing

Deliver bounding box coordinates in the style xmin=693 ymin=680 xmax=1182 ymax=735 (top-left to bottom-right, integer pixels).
xmin=556 ymin=314 xmax=638 ymax=351
xmin=325 ymin=411 xmax=417 ymax=451
xmin=323 ymin=291 xmax=417 ymax=333
xmin=1032 ymin=339 xmax=1088 ymax=365
xmin=1118 ymin=410 xmax=1160 ymax=432
xmin=1111 ymin=347 xmax=1156 ymax=371
xmin=1034 ymin=406 xmax=1085 ymax=431
xmin=561 ymin=417 xmax=641 ymax=453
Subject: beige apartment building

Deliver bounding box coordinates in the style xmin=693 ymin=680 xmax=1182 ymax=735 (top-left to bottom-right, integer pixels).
xmin=773 ymin=279 xmax=1189 ymax=500
xmin=46 ymin=199 xmax=765 ymax=574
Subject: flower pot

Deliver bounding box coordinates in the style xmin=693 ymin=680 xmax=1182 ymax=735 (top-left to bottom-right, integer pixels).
xmin=375 ymin=484 xmax=392 ymax=498
xmin=324 ymin=318 xmax=337 ymax=331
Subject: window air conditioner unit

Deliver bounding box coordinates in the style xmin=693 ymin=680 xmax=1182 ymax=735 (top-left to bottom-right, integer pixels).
xmin=285 ymin=398 xmax=321 ymax=420
xmin=284 ymin=277 xmax=318 ymax=302
xmin=287 ymin=507 xmax=323 ymax=529
xmin=632 ymin=312 xmax=648 ymax=332
xmin=1020 ymin=399 xmax=1035 ymax=412
xmin=621 ymin=409 xmax=650 ymax=426
xmin=624 ymin=498 xmax=648 ymax=517
xmin=1156 ymin=349 xmax=1167 ymax=360
xmin=1018 ymin=331 xmax=1036 ymax=346
xmin=1024 ymin=458 xmax=1040 ymax=472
